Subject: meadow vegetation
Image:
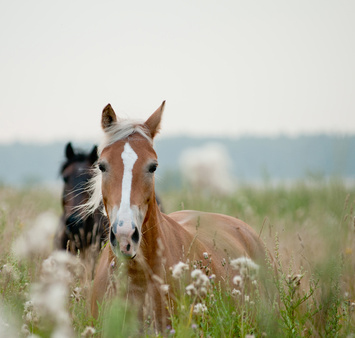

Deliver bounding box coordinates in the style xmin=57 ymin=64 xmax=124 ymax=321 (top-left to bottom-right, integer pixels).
xmin=0 ymin=178 xmax=354 ymax=337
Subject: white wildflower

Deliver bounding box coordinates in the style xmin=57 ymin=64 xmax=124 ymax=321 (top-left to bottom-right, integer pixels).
xmin=160 ymin=284 xmax=169 ymax=294
xmin=191 ymin=269 xmax=203 ymax=279
xmin=230 ymin=257 xmax=259 ymax=280
xmin=21 ymin=324 xmax=30 ymax=336
xmin=245 ymin=295 xmax=250 ymax=302
xmin=232 ymin=289 xmax=241 ymax=297
xmin=1 ymin=264 xmax=19 ymax=281
xmin=199 ymin=274 xmax=209 ymax=287
xmin=203 ymin=252 xmax=209 ymax=259
xmin=191 ymin=269 xmax=209 ymax=286
xmin=71 ymin=287 xmax=82 ymax=302
xmin=188 ymin=269 xmax=210 ymax=296
xmin=22 ymin=300 xmax=39 ymax=324
xmin=233 ymin=275 xmax=243 ymax=288
xmin=287 ymin=274 xmax=303 ymax=288
xmin=193 ymin=303 xmax=208 ymax=315
xmin=199 ymin=286 xmax=207 ymax=296
xmin=41 ymin=251 xmax=82 ymax=284
xmin=171 ymin=262 xmax=189 ymax=279
xmin=186 ymin=284 xmax=196 ymax=296
xmin=209 ymin=274 xmax=216 ymax=281
xmin=81 ymin=326 xmax=96 ymax=337
xmin=24 ymin=251 xmax=81 ymax=337
xmin=31 ymin=281 xmax=69 ymax=325
xmin=12 ymin=211 xmax=58 ymax=258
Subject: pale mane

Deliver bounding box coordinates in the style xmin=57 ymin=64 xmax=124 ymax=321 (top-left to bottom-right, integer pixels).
xmin=98 ymin=119 xmax=153 ymax=153
xmin=81 ymin=119 xmax=152 ymax=217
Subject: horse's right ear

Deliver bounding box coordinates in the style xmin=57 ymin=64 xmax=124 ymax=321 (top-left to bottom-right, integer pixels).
xmin=101 ymin=104 xmax=117 ymax=130
xmin=144 ymin=101 xmax=165 ymax=139
xmin=65 ymin=142 xmax=75 ymax=159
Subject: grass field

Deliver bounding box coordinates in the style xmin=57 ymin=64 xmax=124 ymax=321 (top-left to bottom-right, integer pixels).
xmin=0 ymin=179 xmax=354 ymax=337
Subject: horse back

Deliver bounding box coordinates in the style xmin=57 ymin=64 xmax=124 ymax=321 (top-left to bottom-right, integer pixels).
xmin=166 ymin=210 xmax=265 ymax=264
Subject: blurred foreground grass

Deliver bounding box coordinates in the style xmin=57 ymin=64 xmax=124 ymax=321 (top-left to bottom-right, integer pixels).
xmin=0 ymin=180 xmax=354 ymax=337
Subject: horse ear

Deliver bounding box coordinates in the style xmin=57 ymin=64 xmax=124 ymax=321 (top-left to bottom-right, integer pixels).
xmin=65 ymin=142 xmax=75 ymax=159
xmin=89 ymin=145 xmax=98 ymax=164
xmin=101 ymin=104 xmax=117 ymax=130
xmin=144 ymin=101 xmax=165 ymax=139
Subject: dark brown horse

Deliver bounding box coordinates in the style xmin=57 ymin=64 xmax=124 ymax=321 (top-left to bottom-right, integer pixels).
xmin=54 ymin=142 xmax=109 ymax=255
xmin=87 ymin=102 xmax=268 ymax=331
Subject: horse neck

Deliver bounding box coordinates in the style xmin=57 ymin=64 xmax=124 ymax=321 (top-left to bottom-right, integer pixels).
xmin=140 ymin=194 xmax=165 ymax=267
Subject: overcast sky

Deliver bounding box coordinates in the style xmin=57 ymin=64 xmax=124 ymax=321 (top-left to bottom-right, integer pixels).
xmin=1 ymin=0 xmax=354 ymax=143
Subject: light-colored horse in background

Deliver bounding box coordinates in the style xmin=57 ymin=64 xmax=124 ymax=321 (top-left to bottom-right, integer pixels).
xmin=86 ymin=101 xmax=268 ymax=331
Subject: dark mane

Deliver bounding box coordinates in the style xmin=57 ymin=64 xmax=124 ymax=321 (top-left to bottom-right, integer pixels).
xmin=60 ymin=151 xmax=91 ymax=174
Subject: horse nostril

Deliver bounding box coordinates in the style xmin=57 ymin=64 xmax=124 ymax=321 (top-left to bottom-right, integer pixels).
xmin=110 ymin=228 xmax=117 ymax=247
xmin=132 ymin=227 xmax=139 ymax=244
xmin=126 ymin=243 xmax=131 ymax=252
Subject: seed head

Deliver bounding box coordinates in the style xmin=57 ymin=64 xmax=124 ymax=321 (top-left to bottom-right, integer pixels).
xmin=186 ymin=284 xmax=196 ymax=296
xmin=232 ymin=288 xmax=241 ymax=297
xmin=193 ymin=303 xmax=208 ymax=315
xmin=81 ymin=326 xmax=96 ymax=337
xmin=160 ymin=284 xmax=170 ymax=294
xmin=230 ymin=257 xmax=259 ymax=280
xmin=287 ymin=273 xmax=303 ymax=288
xmin=12 ymin=211 xmax=58 ymax=258
xmin=233 ymin=275 xmax=243 ymax=288
xmin=171 ymin=262 xmax=189 ymax=279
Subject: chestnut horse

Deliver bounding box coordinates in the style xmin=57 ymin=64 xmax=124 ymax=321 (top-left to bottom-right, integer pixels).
xmin=54 ymin=142 xmax=109 ymax=255
xmin=88 ymin=102 xmax=267 ymax=331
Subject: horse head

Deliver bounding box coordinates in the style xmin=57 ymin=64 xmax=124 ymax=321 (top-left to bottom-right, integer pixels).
xmin=60 ymin=142 xmax=99 ymax=251
xmin=94 ymin=102 xmax=165 ymax=258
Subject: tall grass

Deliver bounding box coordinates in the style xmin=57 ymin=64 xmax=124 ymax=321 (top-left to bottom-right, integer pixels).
xmin=0 ymin=179 xmax=354 ymax=337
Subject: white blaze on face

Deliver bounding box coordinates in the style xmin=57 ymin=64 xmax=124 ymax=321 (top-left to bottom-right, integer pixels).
xmin=112 ymin=142 xmax=138 ymax=233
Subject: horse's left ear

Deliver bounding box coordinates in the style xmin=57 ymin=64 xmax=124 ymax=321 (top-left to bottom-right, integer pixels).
xmin=101 ymin=104 xmax=117 ymax=130
xmin=144 ymin=101 xmax=165 ymax=139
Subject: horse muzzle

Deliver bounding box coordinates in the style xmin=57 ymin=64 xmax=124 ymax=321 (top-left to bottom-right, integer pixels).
xmin=109 ymin=205 xmax=144 ymax=258
xmin=110 ymin=225 xmax=140 ymax=259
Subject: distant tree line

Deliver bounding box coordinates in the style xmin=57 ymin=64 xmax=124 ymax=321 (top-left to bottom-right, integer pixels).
xmin=0 ymin=134 xmax=354 ymax=186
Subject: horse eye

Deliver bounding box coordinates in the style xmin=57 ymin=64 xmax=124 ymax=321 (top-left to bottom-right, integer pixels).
xmin=148 ymin=163 xmax=158 ymax=173
xmin=98 ymin=163 xmax=107 ymax=172
xmin=63 ymin=176 xmax=69 ymax=183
